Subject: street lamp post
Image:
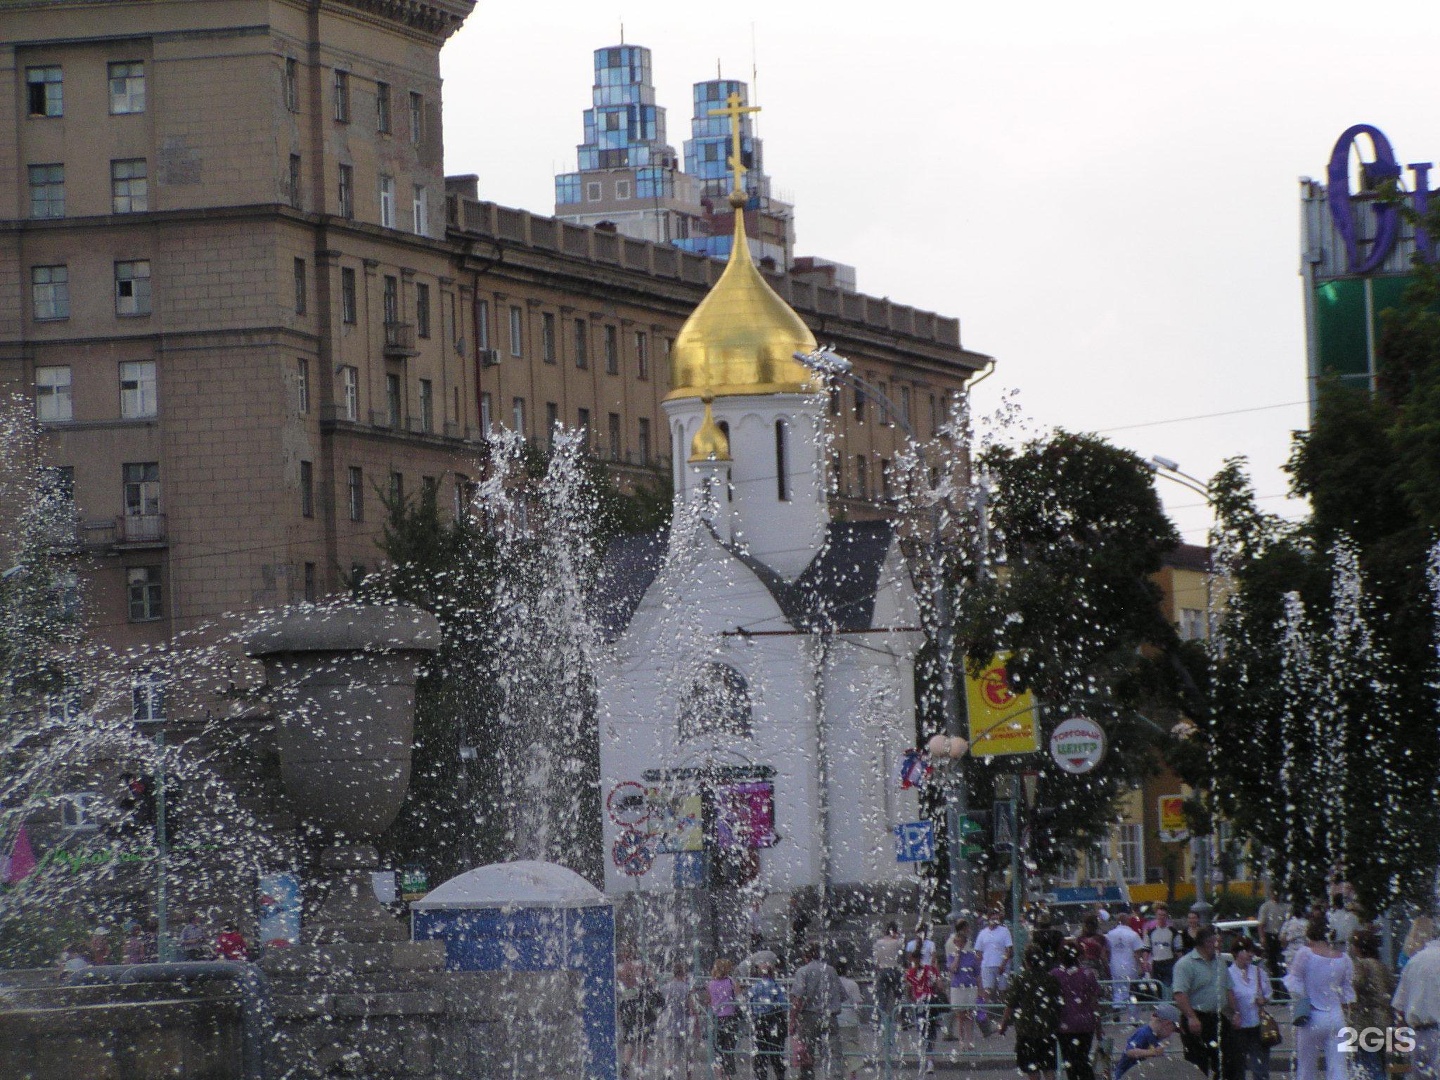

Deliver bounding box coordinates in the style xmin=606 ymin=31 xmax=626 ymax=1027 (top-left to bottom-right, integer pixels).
xmin=1147 ymin=456 xmax=1218 ymax=912
xmin=795 ymin=346 xmax=979 ymax=922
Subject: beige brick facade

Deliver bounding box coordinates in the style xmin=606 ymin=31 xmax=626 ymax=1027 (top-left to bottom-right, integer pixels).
xmin=0 ymin=0 xmax=991 ymax=665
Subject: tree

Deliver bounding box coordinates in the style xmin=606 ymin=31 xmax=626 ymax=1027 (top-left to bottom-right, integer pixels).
xmin=927 ymin=431 xmax=1185 ymax=878
xmin=366 ymin=438 xmax=671 ymax=886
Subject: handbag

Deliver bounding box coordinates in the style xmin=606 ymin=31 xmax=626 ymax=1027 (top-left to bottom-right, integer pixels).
xmin=1291 ymin=996 xmax=1312 ymax=1028
xmin=1258 ymin=1008 xmax=1283 ymax=1048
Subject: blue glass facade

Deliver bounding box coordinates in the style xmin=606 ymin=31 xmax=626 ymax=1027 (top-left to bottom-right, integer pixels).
xmin=555 ymin=44 xmax=677 ymax=206
xmin=684 ymin=80 xmax=767 ymax=200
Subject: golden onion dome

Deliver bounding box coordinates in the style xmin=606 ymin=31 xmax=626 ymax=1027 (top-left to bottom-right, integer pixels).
xmin=667 ymin=190 xmax=818 ymax=401
xmin=688 ymin=397 xmax=732 ymax=463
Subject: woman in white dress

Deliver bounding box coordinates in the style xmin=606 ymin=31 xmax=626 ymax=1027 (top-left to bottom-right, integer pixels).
xmin=1284 ymin=917 xmax=1355 ymax=1080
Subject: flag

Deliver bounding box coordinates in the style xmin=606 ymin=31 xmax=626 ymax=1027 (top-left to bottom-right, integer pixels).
xmin=4 ymin=824 xmax=37 ymax=885
xmin=899 ymin=748 xmax=931 ymax=790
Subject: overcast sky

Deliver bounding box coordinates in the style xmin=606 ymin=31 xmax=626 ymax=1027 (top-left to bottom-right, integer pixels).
xmin=440 ymin=0 xmax=1436 ymax=543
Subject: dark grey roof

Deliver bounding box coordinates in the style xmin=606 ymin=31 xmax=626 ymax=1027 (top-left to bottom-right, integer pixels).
xmin=596 ymin=519 xmax=900 ymax=638
xmin=594 ymin=528 xmax=667 ymax=638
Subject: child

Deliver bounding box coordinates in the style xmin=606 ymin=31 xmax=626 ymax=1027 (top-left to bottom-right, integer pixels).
xmin=1114 ymin=1003 xmax=1180 ymax=1080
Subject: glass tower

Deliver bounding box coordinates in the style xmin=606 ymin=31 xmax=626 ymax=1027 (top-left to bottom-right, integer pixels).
xmin=555 ymin=45 xmax=678 ymax=208
xmin=683 ymin=79 xmax=769 ymax=202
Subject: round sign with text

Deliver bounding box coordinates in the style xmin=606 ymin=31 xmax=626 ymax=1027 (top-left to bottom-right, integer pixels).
xmin=1049 ymin=717 xmax=1105 ymax=774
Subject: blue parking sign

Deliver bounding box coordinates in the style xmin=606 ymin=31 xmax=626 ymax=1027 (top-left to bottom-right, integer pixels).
xmin=894 ymin=820 xmax=935 ymax=863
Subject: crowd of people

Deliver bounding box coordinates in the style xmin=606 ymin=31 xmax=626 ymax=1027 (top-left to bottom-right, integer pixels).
xmin=58 ymin=912 xmax=250 ymax=977
xmin=611 ymin=892 xmax=1440 ymax=1080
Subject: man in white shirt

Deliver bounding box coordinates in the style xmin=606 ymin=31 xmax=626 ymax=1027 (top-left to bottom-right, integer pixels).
xmin=1256 ymin=890 xmax=1290 ymax=977
xmin=974 ymin=908 xmax=1014 ymax=1027
xmin=1328 ymin=895 xmax=1360 ymax=949
xmin=1146 ymin=903 xmax=1179 ymax=988
xmin=1107 ymin=917 xmax=1145 ymax=1019
xmin=1394 ymin=931 xmax=1440 ymax=1080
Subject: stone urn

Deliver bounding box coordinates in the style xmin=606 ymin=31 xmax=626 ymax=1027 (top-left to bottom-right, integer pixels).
xmin=245 ymin=602 xmax=441 ymax=941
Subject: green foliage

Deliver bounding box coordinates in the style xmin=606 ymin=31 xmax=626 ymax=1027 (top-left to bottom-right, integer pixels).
xmin=365 ymin=450 xmax=670 ymax=886
xmin=940 ymin=431 xmax=1184 ymax=875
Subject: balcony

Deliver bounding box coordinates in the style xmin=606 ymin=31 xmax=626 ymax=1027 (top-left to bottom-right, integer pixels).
xmin=383 ymin=321 xmax=419 ymax=358
xmin=116 ymin=513 xmax=167 ymax=548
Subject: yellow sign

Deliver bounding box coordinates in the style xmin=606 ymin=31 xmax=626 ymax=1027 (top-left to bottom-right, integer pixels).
xmin=964 ymin=653 xmax=1039 ymax=756
xmin=1158 ymin=795 xmax=1189 ymax=843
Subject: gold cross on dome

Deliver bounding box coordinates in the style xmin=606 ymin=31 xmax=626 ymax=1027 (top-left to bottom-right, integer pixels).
xmin=707 ymin=90 xmax=761 ymax=195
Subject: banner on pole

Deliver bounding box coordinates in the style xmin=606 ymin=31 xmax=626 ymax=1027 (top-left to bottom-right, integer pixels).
xmin=965 ymin=653 xmax=1040 ymax=756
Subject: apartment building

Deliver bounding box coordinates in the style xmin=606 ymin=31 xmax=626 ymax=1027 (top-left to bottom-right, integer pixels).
xmin=0 ymin=0 xmax=989 ymax=665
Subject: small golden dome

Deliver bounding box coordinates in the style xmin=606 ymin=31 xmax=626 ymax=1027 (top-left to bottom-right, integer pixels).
xmin=688 ymin=398 xmax=732 ymax=463
xmin=667 ymin=192 xmax=818 ymax=401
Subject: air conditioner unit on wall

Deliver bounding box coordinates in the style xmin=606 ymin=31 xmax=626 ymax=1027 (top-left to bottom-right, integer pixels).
xmin=479 ymin=348 xmax=500 ymax=367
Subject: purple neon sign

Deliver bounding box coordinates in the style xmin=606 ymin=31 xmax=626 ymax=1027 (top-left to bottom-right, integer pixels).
xmin=1328 ymin=124 xmax=1433 ymax=273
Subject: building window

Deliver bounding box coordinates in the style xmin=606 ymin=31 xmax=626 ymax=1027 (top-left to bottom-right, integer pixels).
xmin=296 ymin=357 xmax=310 ymax=415
xmin=287 ymin=154 xmax=302 ymax=208
xmin=577 ymin=408 xmax=591 ymax=450
xmin=511 ymin=397 xmax=526 ymax=435
xmin=111 ymin=159 xmax=148 ymax=213
xmin=379 ymin=174 xmax=395 ymax=228
xmin=333 ymin=69 xmax=350 ymax=122
xmin=855 ymin=455 xmax=868 ymax=499
xmin=877 ymin=381 xmax=889 ymax=424
xmin=635 ymin=332 xmax=649 ymax=380
xmin=615 ymin=179 xmax=631 ymax=200
xmin=678 ymin=662 xmax=753 ymax=741
xmin=900 ymin=386 xmax=912 ymax=427
xmin=108 ymin=62 xmax=145 ymax=114
xmin=607 ymin=412 xmax=621 ymax=461
xmin=574 ymin=319 xmax=588 ymax=368
xmin=300 ymin=460 xmax=314 ymax=517
xmin=386 ymin=373 xmax=402 ymax=427
xmin=132 ymin=672 xmax=166 ymax=718
xmin=508 ymin=306 xmax=523 ymax=357
xmin=36 ymin=366 xmax=72 ymax=422
xmin=340 ymin=267 xmax=357 ymax=324
xmin=28 ymin=164 xmax=64 ymax=219
xmin=388 ymin=471 xmax=403 ymax=506
xmin=854 ymin=384 xmax=866 ymax=422
xmin=409 ymin=91 xmax=423 ymax=145
xmin=337 ymin=163 xmax=354 ymax=218
xmin=284 ymin=57 xmax=299 ymax=112
xmin=776 ymin=420 xmax=790 ymax=502
xmin=340 ymin=365 xmax=359 ymax=421
xmin=347 ymin=466 xmax=363 ymax=521
xmin=376 ymin=81 xmax=391 ymax=133
xmin=604 ymin=325 xmax=619 ymax=375
xmin=480 ymin=391 xmax=492 ymax=433
xmin=127 ymin=569 xmax=163 ymax=625
xmin=541 ymin=312 xmax=556 ymax=363
xmin=303 ymin=562 xmax=317 ymax=602
xmin=880 ymin=459 xmax=893 ymax=502
xmin=26 ymin=66 xmax=62 ymax=117
xmin=123 ymin=461 xmax=160 ymax=517
xmin=120 ymin=360 xmax=157 ymax=418
xmin=1179 ymin=608 xmax=1208 ymax=641
xmin=412 ymin=184 xmax=428 ymax=236
xmin=1117 ymin=823 xmax=1145 ymax=883
xmin=476 ymin=299 xmax=490 ymax=350
xmin=292 ymin=257 xmax=306 ymax=314
xmin=419 ymin=378 xmax=434 ymax=432
xmin=115 ymin=260 xmax=152 ymax=316
xmin=638 ymin=417 xmax=651 ymax=466
xmin=416 ymin=283 xmax=431 ymax=338
xmin=32 ymin=265 xmax=69 ymax=321
xmin=545 ymin=401 xmax=559 ymax=448
xmin=585 ymin=181 xmax=601 ymax=202
xmin=930 ymin=393 xmax=943 ymax=434
xmin=453 ymin=473 xmax=472 ymax=520
xmin=383 ymin=275 xmax=399 ymax=325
